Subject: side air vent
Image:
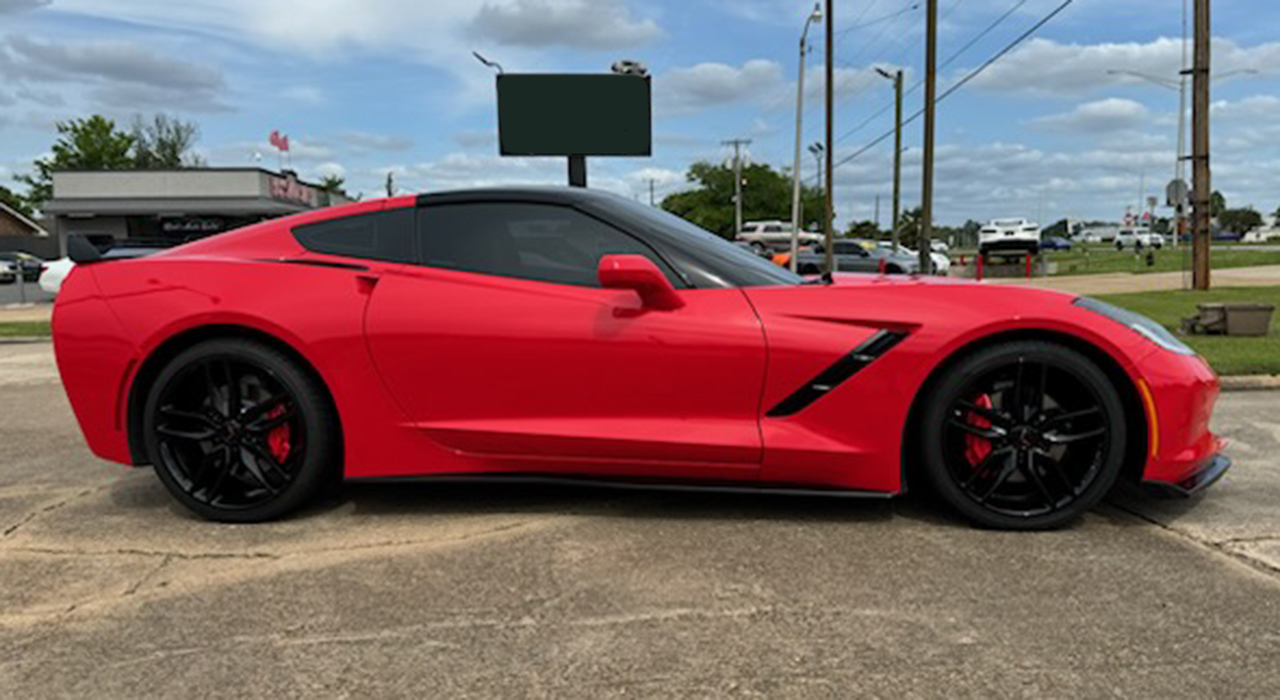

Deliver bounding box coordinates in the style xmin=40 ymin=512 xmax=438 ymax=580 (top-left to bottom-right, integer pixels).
xmin=766 ymin=330 xmax=908 ymax=418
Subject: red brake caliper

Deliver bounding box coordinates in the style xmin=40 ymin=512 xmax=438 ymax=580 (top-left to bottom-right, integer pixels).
xmin=265 ymin=405 xmax=291 ymax=463
xmin=963 ymin=394 xmax=994 ymax=467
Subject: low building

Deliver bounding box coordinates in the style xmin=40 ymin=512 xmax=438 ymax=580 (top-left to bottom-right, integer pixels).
xmin=43 ymin=168 xmax=352 ymax=256
xmin=0 ymin=199 xmax=56 ymax=259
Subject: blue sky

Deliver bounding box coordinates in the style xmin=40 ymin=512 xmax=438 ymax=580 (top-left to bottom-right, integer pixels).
xmin=2 ymin=0 xmax=1280 ymax=225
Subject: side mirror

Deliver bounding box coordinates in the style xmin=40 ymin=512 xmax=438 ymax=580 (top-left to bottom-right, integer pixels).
xmin=597 ymin=255 xmax=684 ymax=311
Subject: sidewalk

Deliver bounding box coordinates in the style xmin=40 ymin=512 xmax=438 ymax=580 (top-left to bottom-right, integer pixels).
xmin=991 ymin=265 xmax=1280 ymax=295
xmin=0 ymin=304 xmax=52 ymax=323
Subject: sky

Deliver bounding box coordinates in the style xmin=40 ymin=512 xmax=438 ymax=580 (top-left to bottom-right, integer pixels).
xmin=1 ymin=0 xmax=1280 ymax=226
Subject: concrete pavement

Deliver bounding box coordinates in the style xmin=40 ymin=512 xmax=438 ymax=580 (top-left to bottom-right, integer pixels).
xmin=2 ymin=342 xmax=1279 ymax=698
xmin=992 ymin=264 xmax=1280 ymax=295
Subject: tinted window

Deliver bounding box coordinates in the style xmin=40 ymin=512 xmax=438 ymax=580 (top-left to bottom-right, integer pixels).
xmin=763 ymin=225 xmax=784 ymax=233
xmin=833 ymin=241 xmax=864 ymax=256
xmin=417 ymin=202 xmax=675 ymax=287
xmin=602 ymin=198 xmax=803 ymax=287
xmin=293 ymin=209 xmax=415 ymax=263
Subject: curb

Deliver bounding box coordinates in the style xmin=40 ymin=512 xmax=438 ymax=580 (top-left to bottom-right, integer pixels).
xmin=0 ymin=336 xmax=51 ymax=345
xmin=1219 ymin=375 xmax=1280 ymax=392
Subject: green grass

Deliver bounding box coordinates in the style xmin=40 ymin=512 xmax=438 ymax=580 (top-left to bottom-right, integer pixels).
xmin=0 ymin=321 xmax=51 ymax=337
xmin=1096 ymin=286 xmax=1280 ymax=376
xmin=1045 ymin=245 xmax=1280 ymax=277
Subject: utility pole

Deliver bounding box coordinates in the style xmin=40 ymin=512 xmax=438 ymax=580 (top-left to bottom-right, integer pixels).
xmin=823 ymin=0 xmax=835 ymax=274
xmin=874 ymin=194 xmax=881 ymax=233
xmin=919 ymin=0 xmax=938 ymax=273
xmin=647 ymin=178 xmax=656 ymax=206
xmin=723 ymin=138 xmax=752 ymax=237
xmin=1191 ymin=0 xmax=1211 ymax=290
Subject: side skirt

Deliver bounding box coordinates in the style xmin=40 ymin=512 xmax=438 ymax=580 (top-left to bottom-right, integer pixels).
xmin=347 ymin=473 xmax=897 ymax=500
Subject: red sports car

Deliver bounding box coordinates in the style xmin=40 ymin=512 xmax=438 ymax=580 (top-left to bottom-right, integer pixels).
xmin=53 ymin=188 xmax=1228 ymax=529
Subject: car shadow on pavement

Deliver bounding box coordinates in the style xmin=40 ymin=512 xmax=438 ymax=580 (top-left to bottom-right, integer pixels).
xmin=102 ymin=466 xmax=967 ymax=529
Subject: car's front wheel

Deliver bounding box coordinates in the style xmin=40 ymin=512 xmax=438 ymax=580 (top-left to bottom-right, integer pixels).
xmin=142 ymin=338 xmax=340 ymax=522
xmin=919 ymin=341 xmax=1127 ymax=530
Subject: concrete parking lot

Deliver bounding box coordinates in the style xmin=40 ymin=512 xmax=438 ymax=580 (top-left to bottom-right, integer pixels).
xmin=1 ymin=340 xmax=1278 ymax=698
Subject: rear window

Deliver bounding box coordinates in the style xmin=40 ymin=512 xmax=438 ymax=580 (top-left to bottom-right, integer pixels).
xmin=292 ymin=209 xmax=416 ymax=263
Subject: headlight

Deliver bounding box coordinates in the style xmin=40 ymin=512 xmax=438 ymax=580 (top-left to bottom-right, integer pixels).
xmin=1074 ymin=297 xmax=1196 ymax=355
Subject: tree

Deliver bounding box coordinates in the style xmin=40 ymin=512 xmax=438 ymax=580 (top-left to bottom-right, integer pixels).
xmin=660 ymin=161 xmax=827 ymax=238
xmin=16 ymin=115 xmax=136 ymax=211
xmin=1210 ymin=190 xmax=1227 ymax=219
xmin=1218 ymin=207 xmax=1263 ymax=234
xmin=131 ymin=114 xmax=204 ymax=168
xmin=845 ymin=220 xmax=880 ymax=239
xmin=318 ymin=174 xmax=346 ymax=194
xmin=1043 ymin=219 xmax=1070 ymax=237
xmin=0 ymin=185 xmax=32 ymax=218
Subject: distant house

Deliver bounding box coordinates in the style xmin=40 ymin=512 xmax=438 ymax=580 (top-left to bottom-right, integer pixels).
xmin=0 ymin=200 xmax=47 ymax=238
xmin=1243 ymin=215 xmax=1280 ymax=243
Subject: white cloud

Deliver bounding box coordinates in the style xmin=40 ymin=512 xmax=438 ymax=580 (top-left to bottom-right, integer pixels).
xmin=0 ymin=0 xmax=50 ymax=14
xmin=469 ymin=0 xmax=663 ymax=49
xmin=0 ymin=34 xmax=230 ymax=112
xmin=965 ymin=37 xmax=1280 ymax=95
xmin=1030 ymin=98 xmax=1150 ymax=133
xmin=658 ymin=60 xmax=785 ymax=115
xmin=282 ymin=86 xmax=324 ymax=105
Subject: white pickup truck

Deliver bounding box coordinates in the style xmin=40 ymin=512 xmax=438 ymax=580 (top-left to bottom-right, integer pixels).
xmin=979 ymin=218 xmax=1041 ymax=259
xmin=736 ymin=220 xmax=825 ymax=253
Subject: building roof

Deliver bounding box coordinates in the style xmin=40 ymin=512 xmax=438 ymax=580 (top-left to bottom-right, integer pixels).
xmin=0 ymin=199 xmax=47 ymax=236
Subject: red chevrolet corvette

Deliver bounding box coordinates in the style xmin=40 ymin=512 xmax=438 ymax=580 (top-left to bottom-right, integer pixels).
xmin=53 ymin=188 xmax=1228 ymax=529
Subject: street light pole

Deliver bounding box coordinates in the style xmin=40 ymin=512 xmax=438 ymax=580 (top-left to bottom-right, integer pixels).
xmin=790 ymin=4 xmax=823 ymax=272
xmin=823 ymin=0 xmax=835 ymax=275
xmin=877 ymin=68 xmax=904 ymax=251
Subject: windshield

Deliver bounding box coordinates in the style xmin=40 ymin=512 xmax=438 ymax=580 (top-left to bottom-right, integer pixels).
xmin=609 ymin=199 xmax=804 ymax=287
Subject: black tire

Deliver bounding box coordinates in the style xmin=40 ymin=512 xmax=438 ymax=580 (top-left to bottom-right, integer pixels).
xmin=750 ymin=242 xmax=768 ymax=256
xmin=800 ymin=264 xmax=821 ymax=275
xmin=886 ymin=265 xmax=903 ymax=274
xmin=142 ymin=338 xmax=340 ymax=522
xmin=918 ymin=340 xmax=1127 ymax=530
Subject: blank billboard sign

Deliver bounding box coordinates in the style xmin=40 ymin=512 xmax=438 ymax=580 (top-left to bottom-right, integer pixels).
xmin=497 ymin=74 xmax=652 ymax=157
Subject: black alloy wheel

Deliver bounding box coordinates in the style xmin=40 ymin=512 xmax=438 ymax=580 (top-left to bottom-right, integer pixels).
xmin=920 ymin=341 xmax=1127 ymax=530
xmin=143 ymin=338 xmax=339 ymax=522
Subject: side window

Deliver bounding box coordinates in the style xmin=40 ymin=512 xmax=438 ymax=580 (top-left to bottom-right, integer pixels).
xmin=763 ymin=225 xmax=784 ymax=233
xmin=417 ymin=202 xmax=678 ymax=288
xmin=292 ymin=209 xmax=415 ymax=263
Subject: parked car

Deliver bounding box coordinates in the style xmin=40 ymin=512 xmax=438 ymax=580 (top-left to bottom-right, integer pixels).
xmin=0 ymin=260 xmax=17 ymax=284
xmin=39 ymin=240 xmax=165 ymax=295
xmin=52 ymin=187 xmax=1229 ymax=530
xmin=979 ymin=218 xmax=1041 ymax=259
xmin=736 ymin=220 xmax=824 ymax=253
xmin=0 ymin=252 xmax=44 ymax=282
xmin=1041 ymin=236 xmax=1074 ymax=251
xmin=875 ymin=242 xmax=950 ymax=275
xmin=795 ymin=239 xmax=920 ymax=275
xmin=1115 ymin=228 xmax=1164 ymax=250
xmin=733 ymin=240 xmax=773 ymax=259
xmin=930 ymin=240 xmax=950 ymax=253
xmin=1212 ymin=230 xmax=1243 ymax=242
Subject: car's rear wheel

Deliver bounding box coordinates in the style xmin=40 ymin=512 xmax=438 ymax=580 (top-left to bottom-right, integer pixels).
xmin=142 ymin=338 xmax=339 ymax=522
xmin=919 ymin=341 xmax=1127 ymax=530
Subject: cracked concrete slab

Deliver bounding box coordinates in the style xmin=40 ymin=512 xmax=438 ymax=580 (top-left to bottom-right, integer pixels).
xmin=2 ymin=342 xmax=1279 ymax=698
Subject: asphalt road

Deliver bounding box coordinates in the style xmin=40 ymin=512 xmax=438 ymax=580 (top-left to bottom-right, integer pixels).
xmin=2 ymin=341 xmax=1278 ymax=699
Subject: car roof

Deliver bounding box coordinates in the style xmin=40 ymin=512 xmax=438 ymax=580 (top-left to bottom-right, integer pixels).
xmin=415 ymin=186 xmax=634 ymax=208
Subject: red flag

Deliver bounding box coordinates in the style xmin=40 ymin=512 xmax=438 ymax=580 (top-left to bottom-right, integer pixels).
xmin=280 ymin=135 xmax=289 ymax=152
xmin=269 ymin=130 xmax=281 ymax=150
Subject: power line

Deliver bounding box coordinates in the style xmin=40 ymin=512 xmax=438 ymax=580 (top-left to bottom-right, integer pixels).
xmin=834 ymin=0 xmax=1037 ymax=146
xmin=833 ymin=0 xmax=1074 ymax=171
xmin=833 ymin=3 xmax=921 ymax=39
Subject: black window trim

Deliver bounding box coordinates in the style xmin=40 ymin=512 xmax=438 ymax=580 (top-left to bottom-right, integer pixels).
xmin=413 ymin=198 xmax=692 ymax=290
